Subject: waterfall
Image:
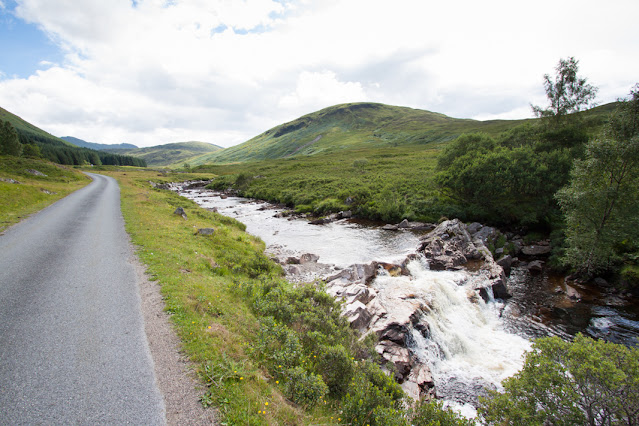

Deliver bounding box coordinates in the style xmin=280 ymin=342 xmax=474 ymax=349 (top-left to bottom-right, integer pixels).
xmin=374 ymin=258 xmax=531 ymax=416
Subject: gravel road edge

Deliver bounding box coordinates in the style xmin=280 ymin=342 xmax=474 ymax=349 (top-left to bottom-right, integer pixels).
xmin=132 ymin=244 xmax=218 ymax=425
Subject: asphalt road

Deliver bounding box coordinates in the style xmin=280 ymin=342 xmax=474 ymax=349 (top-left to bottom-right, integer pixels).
xmin=0 ymin=173 xmax=165 ymax=425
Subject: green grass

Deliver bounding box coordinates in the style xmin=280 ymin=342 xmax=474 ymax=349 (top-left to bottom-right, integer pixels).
xmin=99 ymin=168 xmax=467 ymax=425
xmin=195 ymin=144 xmax=447 ymax=223
xmin=0 ymin=155 xmax=91 ymax=232
xmin=103 ymin=168 xmax=338 ymax=424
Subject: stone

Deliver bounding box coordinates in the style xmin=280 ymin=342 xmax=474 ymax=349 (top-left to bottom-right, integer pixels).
xmin=466 ymin=222 xmax=482 ymax=234
xmin=376 ymin=340 xmax=412 ymax=382
xmin=26 ymin=169 xmax=47 ymax=177
xmin=496 ymin=255 xmax=513 ymax=276
xmin=527 ymin=260 xmax=544 ymax=274
xmin=0 ymin=177 xmax=21 ymax=184
xmin=173 ymin=206 xmax=187 ymax=219
xmin=299 ymin=253 xmax=320 ymax=264
xmin=382 ymin=224 xmax=399 ymax=231
xmin=522 ymin=244 xmax=552 ymax=256
xmin=343 ymin=300 xmax=373 ymax=332
xmin=338 ymin=210 xmax=353 ymax=219
xmin=343 ymin=284 xmax=375 ymax=305
xmin=565 ymin=285 xmax=581 ymax=301
xmin=594 ymin=277 xmax=610 ymax=287
xmin=397 ymin=219 xmax=411 ymax=229
xmin=196 ymin=228 xmax=215 ymax=235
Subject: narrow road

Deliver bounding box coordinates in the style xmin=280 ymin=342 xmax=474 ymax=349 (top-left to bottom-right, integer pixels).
xmin=0 ymin=173 xmax=165 ymax=424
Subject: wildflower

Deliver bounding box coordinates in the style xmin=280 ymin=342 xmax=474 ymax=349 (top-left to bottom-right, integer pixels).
xmin=264 ymin=402 xmax=268 ymax=406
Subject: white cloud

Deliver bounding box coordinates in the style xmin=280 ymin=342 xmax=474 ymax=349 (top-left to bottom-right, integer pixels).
xmin=278 ymin=71 xmax=367 ymax=112
xmin=0 ymin=0 xmax=638 ymax=147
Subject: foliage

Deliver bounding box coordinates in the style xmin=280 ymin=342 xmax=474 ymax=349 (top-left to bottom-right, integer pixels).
xmin=435 ymin=127 xmax=579 ymax=227
xmin=531 ymin=56 xmax=598 ymax=124
xmin=478 ymin=334 xmax=639 ymax=425
xmin=411 ymin=399 xmax=475 ymax=426
xmin=0 ymin=120 xmax=22 ymax=156
xmin=556 ymin=86 xmax=639 ymax=276
xmin=283 ymin=366 xmax=329 ymax=408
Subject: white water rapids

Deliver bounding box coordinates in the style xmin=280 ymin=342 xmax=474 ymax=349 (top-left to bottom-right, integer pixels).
xmin=182 ymin=189 xmax=531 ymax=416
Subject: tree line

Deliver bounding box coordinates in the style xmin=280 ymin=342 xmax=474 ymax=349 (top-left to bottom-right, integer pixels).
xmin=0 ymin=122 xmax=146 ymax=167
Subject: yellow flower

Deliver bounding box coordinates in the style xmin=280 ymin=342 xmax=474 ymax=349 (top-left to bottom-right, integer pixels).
xmin=240 ymin=377 xmax=244 ymax=380
xmin=275 ymin=380 xmax=279 ymax=384
xmin=264 ymin=402 xmax=268 ymax=406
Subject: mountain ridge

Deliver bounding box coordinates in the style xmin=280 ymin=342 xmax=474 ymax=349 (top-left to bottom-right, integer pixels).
xmin=61 ymin=136 xmax=138 ymax=151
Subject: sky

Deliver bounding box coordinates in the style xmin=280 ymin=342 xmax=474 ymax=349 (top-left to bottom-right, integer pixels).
xmin=0 ymin=0 xmax=637 ymax=148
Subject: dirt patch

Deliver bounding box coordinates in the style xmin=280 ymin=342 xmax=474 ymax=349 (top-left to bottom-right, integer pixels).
xmin=133 ymin=246 xmax=218 ymax=425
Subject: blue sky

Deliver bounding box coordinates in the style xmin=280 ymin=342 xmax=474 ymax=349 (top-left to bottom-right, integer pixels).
xmin=0 ymin=3 xmax=64 ymax=78
xmin=0 ymin=0 xmax=638 ymax=148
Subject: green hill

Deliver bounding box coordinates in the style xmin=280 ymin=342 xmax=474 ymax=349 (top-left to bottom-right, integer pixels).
xmin=104 ymin=141 xmax=223 ymax=168
xmin=192 ymin=103 xmax=529 ymax=165
xmin=194 ymin=102 xmax=617 ymax=165
xmin=0 ymin=106 xmax=74 ymax=147
xmin=0 ymin=106 xmax=146 ymax=167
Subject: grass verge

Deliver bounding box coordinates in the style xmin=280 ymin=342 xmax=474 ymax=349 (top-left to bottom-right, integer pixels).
xmin=100 ymin=167 xmax=470 ymax=425
xmin=0 ymin=155 xmax=91 ymax=232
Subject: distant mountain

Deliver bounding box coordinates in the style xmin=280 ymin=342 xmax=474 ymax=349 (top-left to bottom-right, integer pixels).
xmin=104 ymin=141 xmax=223 ymax=168
xmin=61 ymin=136 xmax=138 ymax=151
xmin=192 ymin=101 xmax=616 ymax=165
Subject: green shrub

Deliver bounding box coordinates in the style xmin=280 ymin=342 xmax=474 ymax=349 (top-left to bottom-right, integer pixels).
xmin=316 ymin=345 xmax=355 ymax=397
xmin=283 ymin=366 xmax=328 ymax=408
xmin=478 ymin=334 xmax=639 ymax=425
xmin=411 ymin=399 xmax=475 ymax=426
xmin=341 ymin=361 xmax=405 ymax=425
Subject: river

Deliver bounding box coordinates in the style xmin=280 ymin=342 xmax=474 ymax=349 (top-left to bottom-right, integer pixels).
xmin=180 ymin=187 xmax=639 ymax=415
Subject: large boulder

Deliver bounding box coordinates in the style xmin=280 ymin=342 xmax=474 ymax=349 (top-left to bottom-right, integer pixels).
xmin=419 ymin=219 xmax=482 ymax=270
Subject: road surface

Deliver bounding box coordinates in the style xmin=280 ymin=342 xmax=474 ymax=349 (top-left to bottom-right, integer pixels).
xmin=0 ymin=173 xmax=165 ymax=424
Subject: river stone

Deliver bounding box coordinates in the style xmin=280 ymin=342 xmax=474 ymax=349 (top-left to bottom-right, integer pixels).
xmin=382 ymin=224 xmax=399 ymax=231
xmin=397 ymin=219 xmax=411 ymax=229
xmin=522 ymin=244 xmax=552 ymax=256
xmin=343 ymin=300 xmax=373 ymax=332
xmin=496 ymin=255 xmax=513 ymax=276
xmin=299 ymin=253 xmax=320 ymax=264
xmin=376 ymin=340 xmax=412 ymax=382
xmin=528 ymin=260 xmax=544 ymax=274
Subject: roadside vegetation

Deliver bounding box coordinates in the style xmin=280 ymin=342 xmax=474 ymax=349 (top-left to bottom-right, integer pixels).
xmin=100 ymin=167 xmax=471 ymax=425
xmin=0 ymin=155 xmax=91 ymax=232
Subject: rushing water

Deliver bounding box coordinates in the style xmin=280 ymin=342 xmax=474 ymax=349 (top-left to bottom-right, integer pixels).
xmin=180 ymin=187 xmax=639 ymax=414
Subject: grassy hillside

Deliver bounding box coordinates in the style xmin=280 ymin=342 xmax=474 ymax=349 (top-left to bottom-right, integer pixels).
xmin=0 ymin=156 xmax=91 ymax=232
xmin=105 ymin=141 xmax=223 ymax=168
xmin=0 ymin=106 xmax=74 ymax=146
xmin=193 ymin=102 xmax=531 ymax=165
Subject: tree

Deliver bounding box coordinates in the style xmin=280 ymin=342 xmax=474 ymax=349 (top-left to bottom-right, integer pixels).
xmin=556 ymin=86 xmax=639 ymax=276
xmin=478 ymin=334 xmax=639 ymax=425
xmin=531 ymin=57 xmax=598 ymax=123
xmin=0 ymin=120 xmax=22 ymax=156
